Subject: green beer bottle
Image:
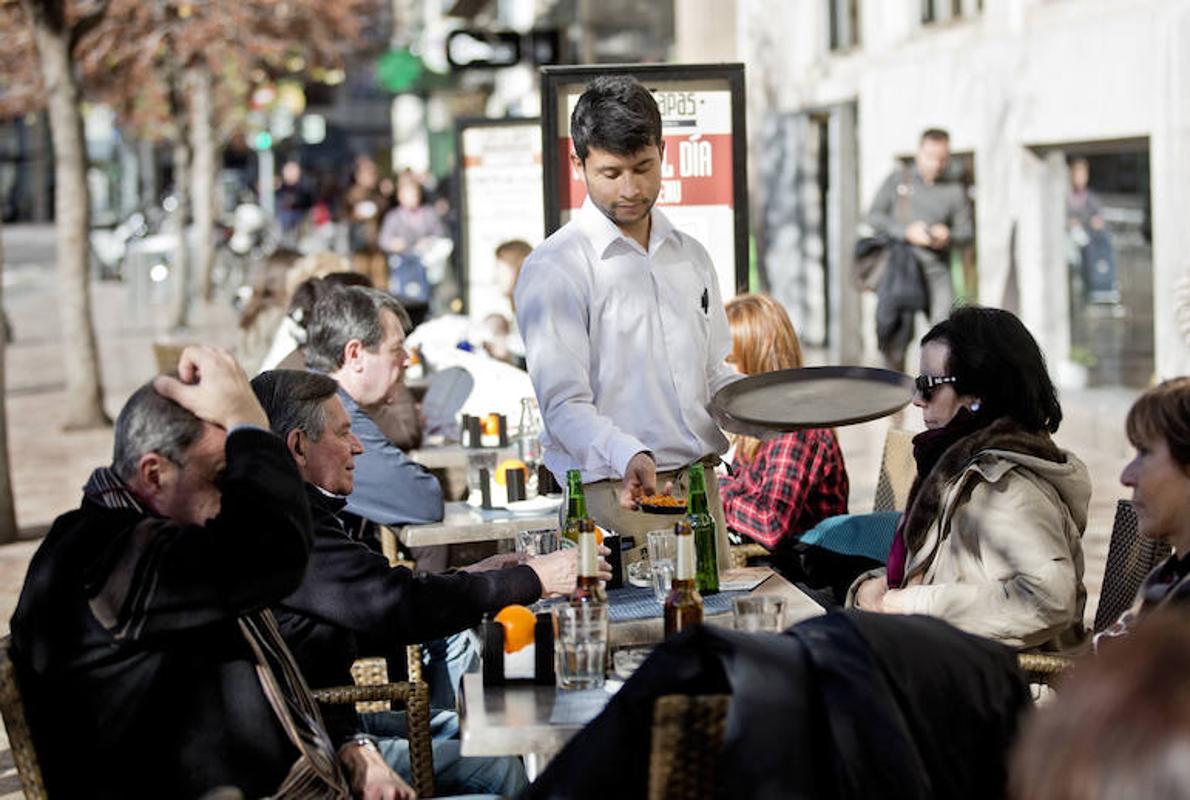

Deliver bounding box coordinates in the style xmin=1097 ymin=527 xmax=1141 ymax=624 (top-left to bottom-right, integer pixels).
xmin=563 ymin=468 xmax=587 ymax=544
xmin=687 ymin=462 xmax=719 ymax=594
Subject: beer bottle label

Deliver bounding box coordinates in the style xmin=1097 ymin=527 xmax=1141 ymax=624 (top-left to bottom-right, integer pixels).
xmin=579 ymin=531 xmax=597 ymax=577
xmin=676 ymin=533 xmax=695 ymax=581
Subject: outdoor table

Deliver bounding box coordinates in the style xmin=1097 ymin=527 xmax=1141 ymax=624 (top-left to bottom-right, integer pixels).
xmin=458 ymin=571 xmax=823 ymax=775
xmin=397 ymin=500 xmax=560 ymax=548
xmin=408 ymin=443 xmax=470 ymax=472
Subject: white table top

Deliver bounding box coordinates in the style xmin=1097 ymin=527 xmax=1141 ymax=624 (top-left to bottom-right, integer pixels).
xmin=459 ymin=573 xmax=825 ymax=759
xmin=397 ymin=500 xmax=560 ymax=548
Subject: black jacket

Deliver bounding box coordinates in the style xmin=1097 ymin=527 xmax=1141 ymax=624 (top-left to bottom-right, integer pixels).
xmin=528 ymin=611 xmax=1031 ymax=800
xmin=9 ymin=429 xmax=314 ymax=799
xmin=275 ymin=483 xmax=543 ymax=743
xmin=875 ymin=241 xmax=928 ymax=355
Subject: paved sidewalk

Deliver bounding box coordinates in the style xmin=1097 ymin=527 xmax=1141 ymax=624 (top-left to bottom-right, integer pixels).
xmin=0 ymin=223 xmax=1144 ymax=796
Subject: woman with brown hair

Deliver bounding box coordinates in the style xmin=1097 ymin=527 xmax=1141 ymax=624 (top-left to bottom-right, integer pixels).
xmin=1095 ymin=376 xmax=1190 ymax=644
xmin=718 ymin=293 xmax=849 ymax=561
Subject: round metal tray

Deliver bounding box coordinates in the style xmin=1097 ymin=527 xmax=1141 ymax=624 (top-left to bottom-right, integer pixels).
xmin=710 ymin=366 xmax=914 ymax=433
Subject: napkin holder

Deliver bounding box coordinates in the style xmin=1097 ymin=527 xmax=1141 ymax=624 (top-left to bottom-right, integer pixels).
xmin=481 ymin=611 xmax=555 ymax=686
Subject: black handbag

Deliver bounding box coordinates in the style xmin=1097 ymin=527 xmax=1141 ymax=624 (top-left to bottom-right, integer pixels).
xmin=851 ymin=165 xmax=912 ymax=292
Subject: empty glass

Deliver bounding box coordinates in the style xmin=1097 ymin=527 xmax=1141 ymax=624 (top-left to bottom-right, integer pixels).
xmin=646 ymin=529 xmax=677 ymax=603
xmin=732 ymin=596 xmax=786 ymax=633
xmin=516 ymin=527 xmax=560 ymax=558
xmin=552 ymin=604 xmax=609 ymax=690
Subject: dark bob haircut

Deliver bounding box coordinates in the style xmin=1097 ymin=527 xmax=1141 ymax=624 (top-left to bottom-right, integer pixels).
xmin=570 ymin=75 xmax=662 ymax=162
xmin=922 ymin=305 xmax=1062 ymax=433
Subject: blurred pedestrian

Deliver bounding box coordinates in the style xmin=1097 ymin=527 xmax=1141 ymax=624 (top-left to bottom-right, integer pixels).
xmin=866 ymin=128 xmax=973 ymax=370
xmin=344 ymin=155 xmax=389 ymax=288
xmin=275 ymin=160 xmax=312 ymax=247
xmin=379 ymin=172 xmax=446 ymax=304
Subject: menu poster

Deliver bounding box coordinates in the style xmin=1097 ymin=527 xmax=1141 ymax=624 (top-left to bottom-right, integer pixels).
xmin=457 ymin=118 xmax=544 ymax=317
xmin=541 ymin=64 xmax=749 ymax=299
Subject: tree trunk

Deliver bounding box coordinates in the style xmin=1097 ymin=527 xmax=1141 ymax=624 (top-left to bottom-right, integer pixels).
xmin=169 ymin=133 xmax=192 ymax=330
xmin=27 ymin=0 xmax=110 ymax=429
xmin=0 ymin=224 xmax=18 ymax=543
xmin=188 ymin=65 xmax=218 ymax=302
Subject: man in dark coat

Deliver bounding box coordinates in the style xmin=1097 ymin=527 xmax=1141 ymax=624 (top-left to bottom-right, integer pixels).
xmin=9 ymin=346 xmax=357 ymax=799
xmin=252 ymin=369 xmax=599 ymax=797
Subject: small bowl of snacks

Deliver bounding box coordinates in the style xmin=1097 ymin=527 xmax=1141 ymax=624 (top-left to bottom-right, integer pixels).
xmin=637 ymin=494 xmax=687 ymax=514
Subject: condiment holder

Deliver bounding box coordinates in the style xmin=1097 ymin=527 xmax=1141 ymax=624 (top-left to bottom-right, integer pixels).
xmin=481 ymin=611 xmax=555 ymax=686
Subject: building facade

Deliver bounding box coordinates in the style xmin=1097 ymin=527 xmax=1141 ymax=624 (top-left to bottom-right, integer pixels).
xmin=705 ymin=0 xmax=1190 ymax=385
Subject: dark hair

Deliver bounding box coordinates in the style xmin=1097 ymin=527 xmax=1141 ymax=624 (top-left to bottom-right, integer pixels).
xmin=250 ymin=370 xmax=340 ymax=442
xmin=1126 ymin=377 xmax=1190 ymax=467
xmin=239 ymin=248 xmax=302 ymax=330
xmin=922 ymin=305 xmax=1062 ymax=433
xmin=1010 ymin=611 xmax=1190 ymax=800
xmin=112 ymin=380 xmax=205 ymax=481
xmin=287 ymin=272 xmax=374 ymax=331
xmin=920 ymin=128 xmax=950 ymax=144
xmin=570 ymin=75 xmax=662 ymax=161
xmin=305 ymin=286 xmax=411 ymax=373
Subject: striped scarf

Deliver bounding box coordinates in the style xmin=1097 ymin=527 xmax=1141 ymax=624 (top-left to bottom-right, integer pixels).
xmin=83 ymin=467 xmax=349 ymax=798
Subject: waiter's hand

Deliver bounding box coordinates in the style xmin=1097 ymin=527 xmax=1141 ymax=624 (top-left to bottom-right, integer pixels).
xmin=619 ymin=452 xmax=673 ymax=509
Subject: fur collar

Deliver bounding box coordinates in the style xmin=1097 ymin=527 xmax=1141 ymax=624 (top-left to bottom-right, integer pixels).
xmin=903 ymin=417 xmax=1065 ymax=553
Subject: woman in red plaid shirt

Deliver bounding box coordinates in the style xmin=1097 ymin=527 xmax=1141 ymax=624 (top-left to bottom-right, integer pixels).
xmin=718 ymin=294 xmax=850 ymax=559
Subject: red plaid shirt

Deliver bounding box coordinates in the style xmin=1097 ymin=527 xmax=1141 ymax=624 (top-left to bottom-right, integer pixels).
xmin=719 ymin=428 xmax=849 ymax=550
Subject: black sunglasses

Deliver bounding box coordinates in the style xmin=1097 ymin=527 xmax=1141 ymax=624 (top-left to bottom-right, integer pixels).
xmin=914 ymin=374 xmax=958 ymax=400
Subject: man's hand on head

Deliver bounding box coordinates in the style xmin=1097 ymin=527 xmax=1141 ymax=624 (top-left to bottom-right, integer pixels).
xmin=153 ymin=346 xmax=269 ymax=430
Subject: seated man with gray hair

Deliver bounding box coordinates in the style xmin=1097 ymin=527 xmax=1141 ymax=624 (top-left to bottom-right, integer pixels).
xmin=305 ymin=285 xmax=444 ymax=531
xmin=8 ymin=347 xmax=377 ymax=798
xmin=253 ymin=368 xmax=597 ymax=797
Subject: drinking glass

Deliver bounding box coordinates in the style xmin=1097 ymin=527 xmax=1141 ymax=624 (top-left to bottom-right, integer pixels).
xmin=552 ymin=604 xmax=609 ymax=690
xmin=732 ymin=596 xmax=786 ymax=633
xmin=646 ymin=529 xmax=677 ymax=603
xmin=516 ymin=528 xmax=560 ymax=558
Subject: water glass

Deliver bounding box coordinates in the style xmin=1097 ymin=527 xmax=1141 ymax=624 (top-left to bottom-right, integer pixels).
xmin=552 ymin=604 xmax=609 ymax=690
xmin=646 ymin=529 xmax=677 ymax=603
xmin=516 ymin=527 xmax=560 ymax=558
xmin=732 ymin=596 xmax=786 ymax=633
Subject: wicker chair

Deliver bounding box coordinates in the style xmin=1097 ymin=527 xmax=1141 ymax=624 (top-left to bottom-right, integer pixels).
xmin=151 ymin=341 xmax=192 ymax=374
xmin=872 ymin=428 xmax=916 ymax=513
xmin=0 ymin=634 xmax=435 ymax=799
xmin=0 ymin=636 xmax=46 ymax=799
xmin=1017 ymin=500 xmax=1164 ymax=685
xmin=647 ymin=694 xmax=731 ymax=800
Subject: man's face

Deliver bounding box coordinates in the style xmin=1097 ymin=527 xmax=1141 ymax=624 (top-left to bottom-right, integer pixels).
xmin=152 ymin=423 xmax=227 ymax=526
xmin=353 ymin=309 xmax=408 ymax=406
xmin=916 ymin=138 xmax=951 ymax=184
xmin=573 ymin=144 xmax=664 ymax=234
xmin=302 ymin=396 xmax=363 ymax=496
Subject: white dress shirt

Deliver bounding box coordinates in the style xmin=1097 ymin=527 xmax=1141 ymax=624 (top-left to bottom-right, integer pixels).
xmin=515 ymin=198 xmax=740 ymax=483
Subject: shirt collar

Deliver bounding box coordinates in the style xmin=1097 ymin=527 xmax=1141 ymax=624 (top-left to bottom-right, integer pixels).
xmin=576 ymin=196 xmax=678 ymax=259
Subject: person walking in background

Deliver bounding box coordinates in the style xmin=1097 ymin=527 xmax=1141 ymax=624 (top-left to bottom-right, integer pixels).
xmin=379 ymin=172 xmax=446 ymax=305
xmin=718 ymin=293 xmax=849 ymax=572
xmin=344 ymin=155 xmax=389 ymax=289
xmin=866 ymin=128 xmax=973 ymax=370
xmin=1066 ymin=157 xmax=1120 ymax=304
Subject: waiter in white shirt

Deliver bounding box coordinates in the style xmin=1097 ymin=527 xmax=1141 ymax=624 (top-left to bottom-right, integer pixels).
xmin=515 ymin=75 xmax=740 ymax=572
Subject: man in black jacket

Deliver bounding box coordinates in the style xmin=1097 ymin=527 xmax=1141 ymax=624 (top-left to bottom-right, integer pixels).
xmin=9 ymin=347 xmax=362 ymax=799
xmin=253 ymin=369 xmax=598 ymax=797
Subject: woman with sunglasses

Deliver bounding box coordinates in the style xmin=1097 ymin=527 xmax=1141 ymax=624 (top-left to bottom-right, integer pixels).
xmin=848 ymin=305 xmax=1090 ymax=652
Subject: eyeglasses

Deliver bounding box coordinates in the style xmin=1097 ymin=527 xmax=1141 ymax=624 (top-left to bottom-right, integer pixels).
xmin=914 ymin=374 xmax=958 ymax=401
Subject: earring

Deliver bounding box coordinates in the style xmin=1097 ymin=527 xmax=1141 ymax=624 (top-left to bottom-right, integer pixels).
xmin=970 ymin=400 xmax=982 ymax=412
